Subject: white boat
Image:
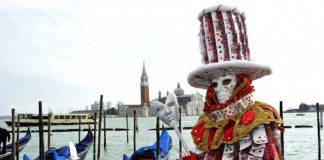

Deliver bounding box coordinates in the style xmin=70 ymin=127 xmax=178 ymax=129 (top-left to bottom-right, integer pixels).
xmin=5 ymin=114 xmax=94 ymax=126
xmin=296 ymin=113 xmax=306 ymax=116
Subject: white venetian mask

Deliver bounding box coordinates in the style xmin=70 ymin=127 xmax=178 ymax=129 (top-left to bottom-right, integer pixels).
xmin=150 ymin=92 xmax=179 ymax=127
xmin=212 ymin=74 xmax=237 ymax=103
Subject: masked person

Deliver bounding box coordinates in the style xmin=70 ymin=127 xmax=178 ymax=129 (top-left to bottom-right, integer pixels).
xmin=0 ymin=127 xmax=10 ymax=154
xmin=182 ymin=5 xmax=284 ymax=160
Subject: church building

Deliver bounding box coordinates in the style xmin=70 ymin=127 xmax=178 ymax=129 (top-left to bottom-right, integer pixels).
xmin=152 ymin=83 xmax=204 ymax=116
xmin=118 ymin=62 xmax=150 ymax=117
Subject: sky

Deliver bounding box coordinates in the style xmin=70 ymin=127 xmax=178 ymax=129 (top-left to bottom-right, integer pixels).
xmin=0 ymin=0 xmax=324 ymax=116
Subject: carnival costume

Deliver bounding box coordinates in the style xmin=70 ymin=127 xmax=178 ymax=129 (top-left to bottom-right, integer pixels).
xmin=184 ymin=5 xmax=284 ymax=160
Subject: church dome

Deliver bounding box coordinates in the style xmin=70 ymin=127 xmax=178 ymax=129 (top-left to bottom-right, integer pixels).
xmin=174 ymin=83 xmax=184 ymax=96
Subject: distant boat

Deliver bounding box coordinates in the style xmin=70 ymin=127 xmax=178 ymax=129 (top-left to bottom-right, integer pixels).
xmin=0 ymin=128 xmax=32 ymax=160
xmin=296 ymin=113 xmax=306 ymax=116
xmin=123 ymin=129 xmax=172 ymax=160
xmin=23 ymin=129 xmax=93 ymax=160
xmin=5 ymin=114 xmax=94 ymax=127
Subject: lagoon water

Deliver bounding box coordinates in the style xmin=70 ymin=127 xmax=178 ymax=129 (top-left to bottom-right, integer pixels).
xmin=1 ymin=113 xmax=323 ymax=160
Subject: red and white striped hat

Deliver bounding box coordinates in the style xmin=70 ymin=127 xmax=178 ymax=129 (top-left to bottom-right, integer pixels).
xmin=188 ymin=5 xmax=272 ymax=89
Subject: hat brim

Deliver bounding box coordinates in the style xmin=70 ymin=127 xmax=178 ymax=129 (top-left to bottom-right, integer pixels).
xmin=187 ymin=60 xmax=272 ymax=89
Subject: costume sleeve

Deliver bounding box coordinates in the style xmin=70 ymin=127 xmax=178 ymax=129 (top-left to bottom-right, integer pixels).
xmin=181 ymin=152 xmax=199 ymax=160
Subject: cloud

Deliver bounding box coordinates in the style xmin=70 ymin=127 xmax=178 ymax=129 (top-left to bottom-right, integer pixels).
xmin=0 ymin=0 xmax=324 ymax=115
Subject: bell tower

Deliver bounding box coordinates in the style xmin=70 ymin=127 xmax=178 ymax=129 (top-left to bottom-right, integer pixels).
xmin=140 ymin=62 xmax=150 ymax=106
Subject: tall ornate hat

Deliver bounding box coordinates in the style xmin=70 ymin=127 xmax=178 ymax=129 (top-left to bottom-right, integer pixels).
xmin=188 ymin=5 xmax=272 ymax=89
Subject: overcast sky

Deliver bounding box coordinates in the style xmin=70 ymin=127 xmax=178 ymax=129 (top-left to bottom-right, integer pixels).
xmin=0 ymin=0 xmax=323 ymax=115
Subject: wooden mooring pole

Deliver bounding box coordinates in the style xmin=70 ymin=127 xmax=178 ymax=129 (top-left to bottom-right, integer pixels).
xmin=321 ymin=108 xmax=323 ymax=128
xmin=279 ymin=101 xmax=284 ymax=156
xmin=316 ymin=103 xmax=321 ymax=160
xmin=179 ymin=107 xmax=182 ymax=159
xmin=78 ymin=117 xmax=81 ymax=143
xmin=11 ymin=108 xmax=16 ymax=160
xmin=156 ymin=117 xmax=160 ymax=160
xmin=48 ymin=112 xmax=52 ymax=149
xmin=126 ymin=113 xmax=129 ymax=143
xmin=97 ymin=95 xmax=103 ymax=160
xmin=93 ymin=112 xmax=97 ymax=160
xmin=38 ymin=101 xmax=45 ymax=160
xmin=135 ymin=112 xmax=138 ymax=132
xmin=16 ymin=114 xmax=20 ymax=160
xmin=133 ymin=110 xmax=136 ymax=152
xmin=104 ymin=110 xmax=107 ymax=149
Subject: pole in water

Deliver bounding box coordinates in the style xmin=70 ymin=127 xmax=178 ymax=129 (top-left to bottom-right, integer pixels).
xmin=316 ymin=103 xmax=321 ymax=160
xmin=11 ymin=108 xmax=16 ymax=160
xmin=156 ymin=117 xmax=160 ymax=160
xmin=93 ymin=112 xmax=97 ymax=160
xmin=97 ymin=95 xmax=103 ymax=160
xmin=321 ymin=108 xmax=323 ymax=128
xmin=38 ymin=101 xmax=45 ymax=160
xmin=279 ymin=101 xmax=284 ymax=156
xmin=78 ymin=117 xmax=81 ymax=143
xmin=48 ymin=112 xmax=52 ymax=149
xmin=179 ymin=107 xmax=182 ymax=159
xmin=133 ymin=110 xmax=136 ymax=152
xmin=135 ymin=113 xmax=139 ymax=131
xmin=104 ymin=110 xmax=107 ymax=149
xmin=16 ymin=114 xmax=20 ymax=160
xmin=126 ymin=113 xmax=129 ymax=143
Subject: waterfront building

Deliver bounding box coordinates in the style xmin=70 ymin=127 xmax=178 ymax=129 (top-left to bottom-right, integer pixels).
xmin=152 ymin=83 xmax=204 ymax=116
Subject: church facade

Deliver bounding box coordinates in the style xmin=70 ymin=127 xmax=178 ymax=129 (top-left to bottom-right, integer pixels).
xmin=118 ymin=62 xmax=150 ymax=117
xmin=152 ymin=83 xmax=204 ymax=116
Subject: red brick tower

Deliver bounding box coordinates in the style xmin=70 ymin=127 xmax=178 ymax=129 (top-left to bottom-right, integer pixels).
xmin=140 ymin=62 xmax=150 ymax=106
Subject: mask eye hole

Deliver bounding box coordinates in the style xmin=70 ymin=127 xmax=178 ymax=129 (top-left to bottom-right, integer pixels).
xmin=222 ymin=79 xmax=232 ymax=85
xmin=156 ymin=105 xmax=164 ymax=112
xmin=212 ymin=82 xmax=217 ymax=88
xmin=167 ymin=102 xmax=174 ymax=107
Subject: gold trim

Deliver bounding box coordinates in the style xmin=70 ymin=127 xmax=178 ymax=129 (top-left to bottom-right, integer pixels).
xmin=191 ymin=101 xmax=282 ymax=152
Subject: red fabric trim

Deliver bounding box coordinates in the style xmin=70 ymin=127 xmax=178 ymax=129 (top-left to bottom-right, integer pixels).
xmin=241 ymin=109 xmax=255 ymax=125
xmin=223 ymin=121 xmax=235 ymax=142
xmin=194 ymin=129 xmax=206 ymax=143
xmin=191 ymin=122 xmax=205 ymax=136
xmin=277 ymin=126 xmax=285 ymax=133
xmin=192 ymin=121 xmax=206 ymax=144
xmin=205 ymin=13 xmax=218 ymax=63
xmin=208 ymin=128 xmax=217 ymax=148
xmin=181 ymin=153 xmax=198 ymax=160
xmin=263 ymin=125 xmax=284 ymax=160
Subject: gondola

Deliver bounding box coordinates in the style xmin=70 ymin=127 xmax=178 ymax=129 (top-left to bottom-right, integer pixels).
xmin=0 ymin=128 xmax=32 ymax=160
xmin=123 ymin=129 xmax=172 ymax=160
xmin=23 ymin=129 xmax=93 ymax=160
